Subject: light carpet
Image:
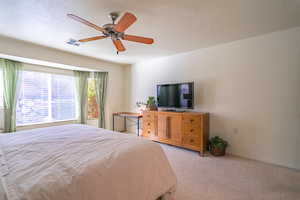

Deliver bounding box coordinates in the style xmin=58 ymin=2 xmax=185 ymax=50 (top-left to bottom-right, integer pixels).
xmin=160 ymin=144 xmax=300 ymax=200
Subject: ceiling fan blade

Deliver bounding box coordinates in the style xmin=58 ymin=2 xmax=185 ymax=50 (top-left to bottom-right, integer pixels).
xmin=114 ymin=12 xmax=137 ymax=32
xmin=123 ymin=34 xmax=154 ymax=44
xmin=67 ymin=14 xmax=105 ymax=32
xmin=79 ymin=36 xmax=107 ymax=42
xmin=112 ymin=39 xmax=126 ymax=52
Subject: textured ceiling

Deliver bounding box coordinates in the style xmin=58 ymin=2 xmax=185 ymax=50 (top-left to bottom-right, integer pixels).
xmin=0 ymin=0 xmax=300 ymax=64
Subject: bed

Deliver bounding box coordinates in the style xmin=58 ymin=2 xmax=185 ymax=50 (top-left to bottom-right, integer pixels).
xmin=0 ymin=124 xmax=177 ymax=200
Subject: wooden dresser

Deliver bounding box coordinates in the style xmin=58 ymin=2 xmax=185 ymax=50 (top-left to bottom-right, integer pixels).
xmin=142 ymin=111 xmax=209 ymax=155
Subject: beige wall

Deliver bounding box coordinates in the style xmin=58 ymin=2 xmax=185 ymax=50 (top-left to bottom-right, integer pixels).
xmin=127 ymin=27 xmax=300 ymax=170
xmin=0 ymin=36 xmax=129 ymax=130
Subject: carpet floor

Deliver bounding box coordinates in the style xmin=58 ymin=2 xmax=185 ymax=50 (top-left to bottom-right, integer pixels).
xmin=160 ymin=144 xmax=300 ymax=200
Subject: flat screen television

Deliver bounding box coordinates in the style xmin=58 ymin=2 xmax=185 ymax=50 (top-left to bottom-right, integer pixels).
xmin=157 ymin=82 xmax=194 ymax=109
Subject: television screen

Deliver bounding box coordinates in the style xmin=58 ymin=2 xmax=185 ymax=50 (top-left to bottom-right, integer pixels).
xmin=157 ymin=82 xmax=194 ymax=109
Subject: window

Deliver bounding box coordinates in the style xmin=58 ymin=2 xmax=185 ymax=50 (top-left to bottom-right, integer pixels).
xmin=0 ymin=69 xmax=3 ymax=130
xmin=51 ymin=74 xmax=76 ymax=121
xmin=0 ymin=68 xmax=3 ymax=108
xmin=16 ymin=71 xmax=76 ymax=125
xmin=87 ymin=79 xmax=99 ymax=119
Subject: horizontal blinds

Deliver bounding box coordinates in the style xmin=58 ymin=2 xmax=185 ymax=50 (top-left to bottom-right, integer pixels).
xmin=16 ymin=71 xmax=76 ymax=125
xmin=51 ymin=74 xmax=76 ymax=121
xmin=17 ymin=71 xmax=49 ymax=125
xmin=0 ymin=68 xmax=3 ymax=108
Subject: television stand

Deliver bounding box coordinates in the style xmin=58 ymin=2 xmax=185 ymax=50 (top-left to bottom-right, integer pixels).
xmin=161 ymin=109 xmax=186 ymax=112
xmin=141 ymin=110 xmax=209 ymax=156
xmin=163 ymin=109 xmax=176 ymax=112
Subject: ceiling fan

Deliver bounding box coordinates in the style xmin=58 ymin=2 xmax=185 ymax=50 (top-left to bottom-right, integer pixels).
xmin=67 ymin=12 xmax=154 ymax=53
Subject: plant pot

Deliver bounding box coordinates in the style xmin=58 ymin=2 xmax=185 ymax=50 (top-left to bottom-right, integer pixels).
xmin=210 ymin=146 xmax=226 ymax=156
xmin=146 ymin=105 xmax=158 ymax=111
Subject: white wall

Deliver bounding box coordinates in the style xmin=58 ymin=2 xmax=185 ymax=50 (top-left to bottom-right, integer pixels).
xmin=0 ymin=36 xmax=129 ymax=130
xmin=127 ymin=27 xmax=300 ymax=170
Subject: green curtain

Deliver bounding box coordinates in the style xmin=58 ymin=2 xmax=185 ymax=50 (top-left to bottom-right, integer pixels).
xmin=74 ymin=70 xmax=90 ymax=124
xmin=94 ymin=72 xmax=108 ymax=128
xmin=0 ymin=59 xmax=22 ymax=133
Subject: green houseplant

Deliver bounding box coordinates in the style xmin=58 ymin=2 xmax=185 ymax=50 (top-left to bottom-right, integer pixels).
xmin=146 ymin=96 xmax=157 ymax=111
xmin=209 ymin=136 xmax=228 ymax=156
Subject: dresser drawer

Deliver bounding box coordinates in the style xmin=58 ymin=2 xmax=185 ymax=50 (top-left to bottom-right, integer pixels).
xmin=143 ymin=120 xmax=155 ymax=130
xmin=142 ymin=117 xmax=157 ymax=138
xmin=183 ymin=124 xmax=201 ymax=136
xmin=182 ymin=115 xmax=202 ymax=126
xmin=182 ymin=135 xmax=201 ymax=148
xmin=143 ymin=128 xmax=153 ymax=136
xmin=143 ymin=112 xmax=156 ymax=121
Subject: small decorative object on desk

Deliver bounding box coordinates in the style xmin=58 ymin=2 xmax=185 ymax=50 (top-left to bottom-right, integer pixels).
xmin=146 ymin=96 xmax=157 ymax=111
xmin=136 ymin=101 xmax=146 ymax=113
xmin=209 ymin=136 xmax=228 ymax=156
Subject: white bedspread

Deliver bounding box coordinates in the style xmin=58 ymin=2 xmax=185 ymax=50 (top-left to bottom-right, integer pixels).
xmin=0 ymin=124 xmax=176 ymax=200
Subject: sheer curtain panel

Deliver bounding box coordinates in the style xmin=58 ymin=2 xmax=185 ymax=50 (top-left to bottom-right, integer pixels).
xmin=0 ymin=59 xmax=22 ymax=132
xmin=74 ymin=70 xmax=90 ymax=124
xmin=94 ymin=72 xmax=108 ymax=128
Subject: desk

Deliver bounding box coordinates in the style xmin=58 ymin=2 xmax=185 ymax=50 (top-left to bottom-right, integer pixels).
xmin=112 ymin=112 xmax=143 ymax=136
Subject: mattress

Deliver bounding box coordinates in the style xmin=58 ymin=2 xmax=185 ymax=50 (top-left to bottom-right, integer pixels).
xmin=0 ymin=124 xmax=176 ymax=200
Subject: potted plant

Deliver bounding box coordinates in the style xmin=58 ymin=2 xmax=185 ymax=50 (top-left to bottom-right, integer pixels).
xmin=209 ymin=136 xmax=228 ymax=156
xmin=146 ymin=96 xmax=157 ymax=111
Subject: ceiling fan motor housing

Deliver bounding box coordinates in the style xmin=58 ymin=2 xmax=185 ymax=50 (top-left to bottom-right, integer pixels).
xmin=102 ymin=23 xmax=124 ymax=40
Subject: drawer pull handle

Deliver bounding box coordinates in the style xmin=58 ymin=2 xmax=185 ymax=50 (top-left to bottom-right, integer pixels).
xmin=148 ymin=131 xmax=150 ymax=134
xmin=148 ymin=123 xmax=150 ymax=125
xmin=190 ymin=129 xmax=194 ymax=132
xmin=190 ymin=119 xmax=194 ymax=123
xmin=190 ymin=139 xmax=194 ymax=143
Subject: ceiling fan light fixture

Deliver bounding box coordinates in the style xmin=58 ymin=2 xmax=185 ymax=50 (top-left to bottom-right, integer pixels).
xmin=66 ymin=38 xmax=80 ymax=46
